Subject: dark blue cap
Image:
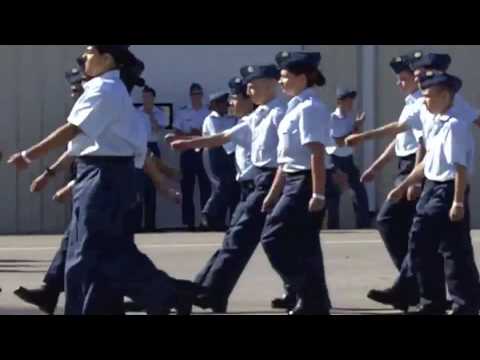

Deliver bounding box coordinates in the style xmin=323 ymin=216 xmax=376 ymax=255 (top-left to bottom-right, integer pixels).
xmin=228 ymin=77 xmax=246 ymax=95
xmin=190 ymin=83 xmax=203 ymax=94
xmin=410 ymin=52 xmax=451 ymax=72
xmin=389 ymin=55 xmax=413 ymax=74
xmin=419 ymin=72 xmax=462 ymax=94
xmin=336 ymin=87 xmax=357 ymax=100
xmin=275 ymin=51 xmax=321 ymax=69
xmin=90 ymin=45 xmax=134 ymax=66
xmin=209 ymin=91 xmax=230 ymax=103
xmin=240 ymin=64 xmax=280 ymax=83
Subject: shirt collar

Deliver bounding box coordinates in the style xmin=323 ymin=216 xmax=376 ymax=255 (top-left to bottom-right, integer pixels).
xmin=405 ymin=90 xmax=422 ymax=105
xmin=288 ymin=87 xmax=317 ymax=108
xmin=84 ymin=70 xmax=120 ymax=90
xmin=257 ymin=97 xmax=282 ymax=113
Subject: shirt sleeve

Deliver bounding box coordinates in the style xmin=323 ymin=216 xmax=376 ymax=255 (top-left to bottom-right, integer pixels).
xmin=398 ymin=101 xmax=422 ymax=131
xmin=299 ymin=104 xmax=330 ymax=146
xmin=173 ymin=109 xmax=185 ymax=132
xmin=444 ymin=120 xmax=472 ymax=168
xmin=67 ymin=88 xmax=117 ymax=140
xmin=271 ymin=108 xmax=286 ymax=127
xmin=224 ymin=121 xmax=250 ymax=145
xmin=154 ymin=108 xmax=168 ymax=128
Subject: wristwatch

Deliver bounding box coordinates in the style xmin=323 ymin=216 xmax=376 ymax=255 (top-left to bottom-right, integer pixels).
xmin=312 ymin=193 xmax=326 ymax=201
xmin=45 ymin=167 xmax=56 ymax=177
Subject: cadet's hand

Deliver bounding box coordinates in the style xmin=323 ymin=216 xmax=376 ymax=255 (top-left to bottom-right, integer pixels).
xmin=53 ymin=183 xmax=74 ymax=203
xmin=170 ymin=140 xmax=192 ymax=151
xmin=30 ymin=172 xmax=50 ymax=193
xmin=387 ymin=185 xmax=406 ymax=203
xmin=165 ymin=133 xmax=179 ymax=144
xmin=309 ymin=196 xmax=325 ymax=213
xmin=406 ymin=184 xmax=422 ymax=202
xmin=262 ymin=194 xmax=278 ymax=214
xmin=449 ymin=203 xmax=465 ymax=222
xmin=168 ymin=188 xmax=182 ymax=205
xmin=356 ymin=112 xmax=366 ymax=124
xmin=344 ymin=133 xmax=364 ymax=147
xmin=361 ymin=167 xmax=377 ymax=183
xmin=7 ymin=152 xmax=30 ymax=171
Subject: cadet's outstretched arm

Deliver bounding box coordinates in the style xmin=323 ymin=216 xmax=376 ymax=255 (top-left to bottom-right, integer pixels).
xmin=144 ymin=156 xmax=181 ymax=203
xmin=361 ymin=139 xmax=396 ymax=183
xmin=8 ymin=123 xmax=80 ymax=170
xmin=387 ymin=161 xmax=425 ymax=202
xmin=170 ymin=133 xmax=231 ymax=151
xmin=345 ymin=121 xmax=407 ymax=147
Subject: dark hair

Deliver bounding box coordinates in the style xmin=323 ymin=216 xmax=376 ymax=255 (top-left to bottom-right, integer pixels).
xmin=143 ymin=86 xmax=156 ymax=97
xmin=287 ymin=64 xmax=326 ymax=87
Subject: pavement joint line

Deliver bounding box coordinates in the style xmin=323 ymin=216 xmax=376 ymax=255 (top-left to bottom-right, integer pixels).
xmin=0 ymin=238 xmax=479 ymax=252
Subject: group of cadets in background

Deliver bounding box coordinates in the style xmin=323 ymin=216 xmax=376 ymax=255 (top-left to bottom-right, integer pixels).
xmin=4 ymin=45 xmax=480 ymax=315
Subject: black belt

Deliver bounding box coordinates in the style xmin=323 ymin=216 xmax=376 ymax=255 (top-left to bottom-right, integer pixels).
xmin=239 ymin=180 xmax=255 ymax=190
xmin=285 ymin=170 xmax=310 ymax=177
xmin=397 ymin=154 xmax=416 ymax=161
xmin=426 ymin=179 xmax=455 ymax=186
xmin=77 ymin=156 xmax=134 ymax=164
xmin=256 ymin=166 xmax=277 ymax=172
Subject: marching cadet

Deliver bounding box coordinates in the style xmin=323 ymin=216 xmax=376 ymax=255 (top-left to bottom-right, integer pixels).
xmin=260 ymin=51 xmax=331 ymax=315
xmin=326 ymin=87 xmax=370 ymax=228
xmin=169 ymin=65 xmax=286 ymax=313
xmin=174 ymin=83 xmax=212 ymax=231
xmin=388 ymin=72 xmax=480 ymax=314
xmin=201 ymin=91 xmax=239 ymax=230
xmin=7 ymin=45 xmax=202 ymax=315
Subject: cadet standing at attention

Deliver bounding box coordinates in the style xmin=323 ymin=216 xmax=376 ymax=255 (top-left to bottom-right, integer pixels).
xmin=326 ymin=87 xmax=370 ymax=228
xmin=174 ymin=83 xmax=212 ymax=231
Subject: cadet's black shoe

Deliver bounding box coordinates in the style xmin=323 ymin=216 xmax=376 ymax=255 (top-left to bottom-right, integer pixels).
xmin=194 ymin=293 xmax=227 ymax=313
xmin=288 ymin=299 xmax=330 ymax=315
xmin=410 ymin=304 xmax=447 ymax=315
xmin=172 ymin=280 xmax=207 ymax=315
xmin=14 ymin=286 xmax=59 ymax=315
xmin=450 ymin=305 xmax=480 ymax=315
xmin=271 ymin=293 xmax=297 ymax=311
xmin=367 ymin=288 xmax=417 ymax=312
xmin=124 ymin=300 xmax=146 ymax=313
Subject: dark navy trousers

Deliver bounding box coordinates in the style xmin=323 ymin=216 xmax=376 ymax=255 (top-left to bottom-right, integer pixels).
xmin=261 ymin=171 xmax=330 ymax=310
xmin=64 ymin=157 xmax=176 ymax=315
xmin=180 ymin=150 xmax=212 ymax=227
xmin=194 ymin=170 xmax=275 ymax=307
xmin=331 ymin=155 xmax=370 ymax=228
xmin=142 ymin=142 xmax=161 ymax=231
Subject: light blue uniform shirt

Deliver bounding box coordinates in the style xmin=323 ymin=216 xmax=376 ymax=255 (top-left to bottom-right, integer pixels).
xmin=174 ymin=105 xmax=210 ymax=134
xmin=423 ymin=112 xmax=474 ymax=182
xmin=228 ymin=116 xmax=258 ymax=182
xmin=326 ymin=108 xmax=355 ymax=157
xmin=225 ymin=97 xmax=286 ymax=169
xmin=395 ymin=90 xmax=423 ymax=157
xmin=137 ymin=105 xmax=168 ymax=142
xmin=67 ymin=70 xmax=147 ymax=168
xmin=277 ymin=88 xmax=331 ymax=173
xmin=202 ymin=111 xmax=237 ymax=154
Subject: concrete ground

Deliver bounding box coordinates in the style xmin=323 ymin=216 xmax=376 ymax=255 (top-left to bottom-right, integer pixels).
xmin=0 ymin=230 xmax=479 ymax=315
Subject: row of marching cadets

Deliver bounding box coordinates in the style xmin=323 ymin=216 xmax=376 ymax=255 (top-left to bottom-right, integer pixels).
xmin=346 ymin=51 xmax=480 ymax=314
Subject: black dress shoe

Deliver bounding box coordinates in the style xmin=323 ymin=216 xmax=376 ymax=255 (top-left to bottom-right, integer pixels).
xmin=14 ymin=286 xmax=60 ymax=315
xmin=124 ymin=300 xmax=146 ymax=313
xmin=271 ymin=293 xmax=297 ymax=311
xmin=410 ymin=304 xmax=447 ymax=315
xmin=450 ymin=305 xmax=480 ymax=315
xmin=172 ymin=280 xmax=206 ymax=315
xmin=194 ymin=294 xmax=227 ymax=313
xmin=288 ymin=299 xmax=330 ymax=315
xmin=367 ymin=288 xmax=417 ymax=312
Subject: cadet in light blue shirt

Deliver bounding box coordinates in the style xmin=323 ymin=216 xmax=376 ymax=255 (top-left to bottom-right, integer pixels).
xmin=167 ymin=66 xmax=287 ymax=313
xmin=201 ymin=91 xmax=240 ymax=231
xmin=387 ymin=72 xmax=480 ymax=314
xmin=326 ymin=88 xmax=370 ymax=228
xmin=7 ymin=45 xmax=202 ymax=315
xmin=261 ymin=51 xmax=331 ymax=315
